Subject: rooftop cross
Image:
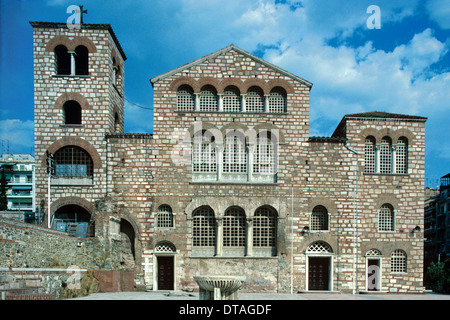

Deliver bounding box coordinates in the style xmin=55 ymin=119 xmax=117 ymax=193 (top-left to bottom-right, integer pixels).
xmin=79 ymin=5 xmax=87 ymax=24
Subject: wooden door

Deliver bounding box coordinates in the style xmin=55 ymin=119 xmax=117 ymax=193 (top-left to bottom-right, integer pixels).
xmin=308 ymin=257 xmax=330 ymax=291
xmin=157 ymin=256 xmax=174 ymax=290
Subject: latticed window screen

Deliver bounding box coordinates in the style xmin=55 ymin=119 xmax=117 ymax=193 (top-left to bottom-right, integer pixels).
xmin=157 ymin=205 xmax=173 ymax=228
xmin=155 ymin=241 xmax=176 ymax=253
xmin=253 ymin=133 xmax=274 ymax=174
xmin=366 ymin=249 xmax=382 ymax=256
xmin=379 ymin=137 xmax=392 ymax=174
xmin=253 ymin=207 xmax=277 ymax=247
xmin=177 ymin=85 xmax=195 ymax=111
xmin=378 ymin=204 xmax=394 ymax=231
xmin=311 ymin=206 xmax=328 ymax=231
xmin=223 ymin=134 xmax=247 ymax=173
xmin=268 ymin=87 xmax=287 ymax=113
xmin=391 ymin=250 xmax=407 ymax=273
xmin=199 ymin=85 xmax=218 ymax=112
xmin=396 ymin=138 xmax=408 ymax=174
xmin=223 ymin=86 xmax=241 ymax=112
xmin=223 ymin=207 xmax=246 ymax=247
xmin=306 ymin=241 xmax=333 ymax=253
xmin=192 ymin=132 xmax=217 ymax=173
xmin=246 ymin=87 xmax=265 ymax=113
xmin=192 ymin=207 xmax=216 ymax=247
xmin=364 ymin=136 xmax=376 ymax=173
xmin=54 ymin=146 xmax=93 ymax=177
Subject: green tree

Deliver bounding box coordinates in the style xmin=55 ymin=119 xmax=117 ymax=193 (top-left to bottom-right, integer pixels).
xmin=0 ymin=168 xmax=8 ymax=210
xmin=425 ymin=261 xmax=445 ymax=292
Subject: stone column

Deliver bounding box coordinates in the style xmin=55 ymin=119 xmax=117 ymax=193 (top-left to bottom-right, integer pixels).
xmin=246 ymin=218 xmax=253 ymax=256
xmin=68 ymin=51 xmax=76 ymax=76
xmin=216 ymin=217 xmax=223 ymax=256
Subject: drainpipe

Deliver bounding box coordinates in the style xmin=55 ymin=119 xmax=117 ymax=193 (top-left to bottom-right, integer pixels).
xmin=344 ymin=140 xmax=359 ymax=295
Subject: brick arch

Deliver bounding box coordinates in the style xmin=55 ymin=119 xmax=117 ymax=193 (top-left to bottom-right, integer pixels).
xmin=45 ymin=35 xmax=97 ymax=53
xmin=373 ymin=193 xmax=400 ymax=210
xmin=42 ymin=137 xmax=103 ymax=170
xmin=71 ymin=36 xmax=97 ymax=53
xmin=392 ymin=128 xmax=415 ymax=145
xmin=253 ymin=123 xmax=286 ymax=144
xmin=376 ymin=128 xmax=395 ymax=143
xmin=197 ymin=77 xmax=221 ymax=94
xmin=50 ymin=196 xmax=94 ymax=216
xmin=359 ymin=128 xmax=379 ymax=144
xmin=267 ymin=79 xmax=294 ymax=94
xmin=169 ymin=77 xmax=197 ymax=92
xmin=45 ymin=36 xmax=72 ymax=52
xmin=54 ymin=92 xmax=92 ymax=110
xmin=243 ymin=78 xmax=269 ymax=95
xmin=186 ymin=121 xmax=221 ymax=142
xmin=217 ymin=78 xmax=245 ymax=94
xmin=220 ymin=122 xmax=250 ymax=140
xmin=306 ymin=197 xmax=338 ymax=214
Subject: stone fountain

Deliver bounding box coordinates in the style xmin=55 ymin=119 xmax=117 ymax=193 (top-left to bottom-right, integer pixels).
xmin=194 ymin=275 xmax=246 ymax=300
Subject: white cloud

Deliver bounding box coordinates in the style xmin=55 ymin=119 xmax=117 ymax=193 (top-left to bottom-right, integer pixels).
xmin=426 ymin=0 xmax=450 ymax=29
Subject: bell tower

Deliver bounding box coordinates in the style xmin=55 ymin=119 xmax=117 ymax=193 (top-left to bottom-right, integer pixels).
xmin=30 ymin=19 xmax=126 ymax=227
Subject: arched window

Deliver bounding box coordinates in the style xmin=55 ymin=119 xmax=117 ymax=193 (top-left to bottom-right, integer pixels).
xmin=311 ymin=205 xmax=329 ymax=231
xmin=391 ymin=250 xmax=407 ymax=273
xmin=365 ymin=249 xmax=382 ymax=256
xmin=177 ymin=85 xmax=195 ymax=111
xmin=253 ymin=132 xmax=275 ymax=175
xmin=53 ymin=146 xmax=93 ymax=178
xmin=378 ymin=203 xmax=394 ymax=231
xmin=223 ymin=131 xmax=247 ymax=174
xmin=306 ymin=241 xmax=333 ymax=254
xmin=155 ymin=241 xmax=176 ymax=253
xmin=364 ymin=136 xmax=376 ymax=173
xmin=253 ymin=206 xmax=277 ymax=252
xmin=157 ymin=205 xmax=174 ymax=228
xmin=54 ymin=45 xmax=71 ymax=75
xmin=114 ymin=112 xmax=120 ymax=132
xmin=395 ymin=137 xmax=408 ymax=174
xmin=63 ymin=100 xmax=82 ymax=125
xmin=223 ymin=86 xmax=241 ymax=112
xmin=268 ymin=87 xmax=287 ymax=113
xmin=379 ymin=136 xmax=392 ymax=174
xmin=246 ymin=86 xmax=264 ymax=113
xmin=199 ymin=85 xmax=218 ymax=112
xmin=192 ymin=207 xmax=216 ymax=247
xmin=75 ymin=45 xmax=89 ymax=75
xmin=223 ymin=207 xmax=246 ymax=247
xmin=192 ymin=130 xmax=217 ymax=173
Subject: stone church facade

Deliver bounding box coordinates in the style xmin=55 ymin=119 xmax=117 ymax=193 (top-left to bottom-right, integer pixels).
xmin=30 ymin=20 xmax=426 ymax=293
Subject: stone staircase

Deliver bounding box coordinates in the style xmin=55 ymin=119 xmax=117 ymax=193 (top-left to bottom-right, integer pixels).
xmin=0 ymin=272 xmax=56 ymax=300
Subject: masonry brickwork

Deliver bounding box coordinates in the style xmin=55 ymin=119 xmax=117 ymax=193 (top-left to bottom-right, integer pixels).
xmin=30 ymin=21 xmax=427 ymax=294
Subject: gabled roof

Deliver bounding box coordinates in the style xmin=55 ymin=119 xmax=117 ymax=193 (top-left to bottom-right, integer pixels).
xmin=150 ymin=44 xmax=312 ymax=88
xmin=332 ymin=111 xmax=427 ymax=138
xmin=344 ymin=111 xmax=427 ymax=121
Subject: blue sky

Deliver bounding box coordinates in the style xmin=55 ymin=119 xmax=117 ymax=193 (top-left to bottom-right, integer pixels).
xmin=0 ymin=0 xmax=449 ymax=187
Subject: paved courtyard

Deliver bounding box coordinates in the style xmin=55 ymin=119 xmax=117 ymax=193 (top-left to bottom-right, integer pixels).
xmin=69 ymin=290 xmax=450 ymax=300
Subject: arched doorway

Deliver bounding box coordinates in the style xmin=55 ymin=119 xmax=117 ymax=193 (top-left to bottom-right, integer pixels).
xmin=119 ymin=219 xmax=136 ymax=270
xmin=53 ymin=204 xmax=92 ymax=237
xmin=306 ymin=241 xmax=334 ymax=291
xmin=154 ymin=241 xmax=177 ymax=291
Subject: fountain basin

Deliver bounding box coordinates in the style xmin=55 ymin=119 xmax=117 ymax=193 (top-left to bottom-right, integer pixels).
xmin=194 ymin=275 xmax=246 ymax=300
